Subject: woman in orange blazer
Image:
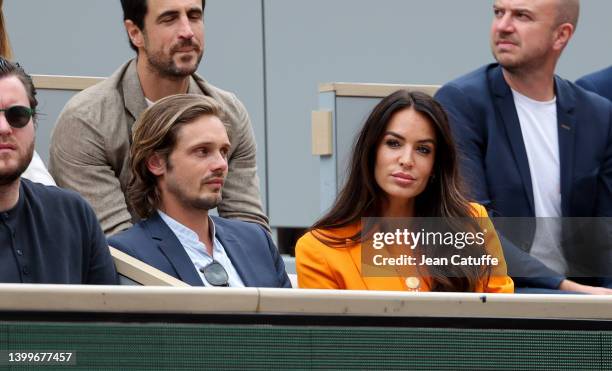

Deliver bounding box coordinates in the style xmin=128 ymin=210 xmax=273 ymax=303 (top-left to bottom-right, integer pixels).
xmin=296 ymin=90 xmax=513 ymax=293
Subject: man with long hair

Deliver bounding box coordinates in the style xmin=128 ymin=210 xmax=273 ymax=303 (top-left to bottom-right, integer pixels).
xmin=109 ymin=94 xmax=290 ymax=288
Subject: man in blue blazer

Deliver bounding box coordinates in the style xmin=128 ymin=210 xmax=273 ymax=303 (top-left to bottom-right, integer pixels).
xmin=436 ymin=0 xmax=612 ymax=294
xmin=576 ymin=66 xmax=612 ymax=102
xmin=109 ymin=94 xmax=290 ymax=288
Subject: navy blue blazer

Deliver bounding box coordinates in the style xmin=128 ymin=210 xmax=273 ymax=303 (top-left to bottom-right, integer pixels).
xmin=576 ymin=65 xmax=612 ymax=103
xmin=435 ymin=64 xmax=612 ymax=288
xmin=109 ymin=213 xmax=291 ymax=288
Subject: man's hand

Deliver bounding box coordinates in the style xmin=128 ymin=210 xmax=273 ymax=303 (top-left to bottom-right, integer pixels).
xmin=559 ymin=279 xmax=612 ymax=295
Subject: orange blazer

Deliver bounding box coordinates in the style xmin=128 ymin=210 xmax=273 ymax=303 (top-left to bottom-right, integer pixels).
xmin=296 ymin=203 xmax=514 ymax=293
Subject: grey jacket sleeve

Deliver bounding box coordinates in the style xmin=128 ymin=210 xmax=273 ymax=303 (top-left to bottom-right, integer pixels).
xmin=49 ymin=107 xmax=133 ymax=236
xmin=218 ymin=93 xmax=270 ymax=231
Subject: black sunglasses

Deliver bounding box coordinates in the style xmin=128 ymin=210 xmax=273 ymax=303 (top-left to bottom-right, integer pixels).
xmin=199 ymin=260 xmax=229 ymax=287
xmin=0 ymin=106 xmax=34 ymax=128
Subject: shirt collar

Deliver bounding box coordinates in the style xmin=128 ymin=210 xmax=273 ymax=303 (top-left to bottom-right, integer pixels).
xmin=157 ymin=210 xmax=216 ymax=248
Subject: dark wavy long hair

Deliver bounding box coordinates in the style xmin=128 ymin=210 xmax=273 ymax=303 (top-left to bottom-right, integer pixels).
xmin=311 ymin=90 xmax=490 ymax=291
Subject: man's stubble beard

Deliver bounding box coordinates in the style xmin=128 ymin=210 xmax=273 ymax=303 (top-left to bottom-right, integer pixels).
xmin=144 ymin=39 xmax=204 ymax=80
xmin=492 ymin=41 xmax=552 ymax=77
xmin=165 ymin=175 xmax=222 ymax=212
xmin=0 ymin=137 xmax=34 ymax=186
xmin=175 ymin=189 xmax=221 ymax=212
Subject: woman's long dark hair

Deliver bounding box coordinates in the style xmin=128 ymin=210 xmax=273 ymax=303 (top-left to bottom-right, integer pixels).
xmin=311 ymin=90 xmax=490 ymax=291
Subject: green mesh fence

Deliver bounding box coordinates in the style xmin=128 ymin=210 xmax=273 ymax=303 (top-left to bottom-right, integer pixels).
xmin=0 ymin=321 xmax=610 ymax=370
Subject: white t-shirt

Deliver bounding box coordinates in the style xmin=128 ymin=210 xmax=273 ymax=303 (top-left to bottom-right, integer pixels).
xmin=512 ymin=89 xmax=568 ymax=275
xmin=21 ymin=151 xmax=56 ymax=186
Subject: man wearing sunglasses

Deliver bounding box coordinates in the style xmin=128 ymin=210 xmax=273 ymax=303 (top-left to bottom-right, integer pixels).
xmin=109 ymin=95 xmax=290 ymax=288
xmin=49 ymin=0 xmax=267 ymax=237
xmin=0 ymin=57 xmax=117 ymax=284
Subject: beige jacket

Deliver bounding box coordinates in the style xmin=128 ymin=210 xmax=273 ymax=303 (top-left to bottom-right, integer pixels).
xmin=49 ymin=59 xmax=267 ymax=235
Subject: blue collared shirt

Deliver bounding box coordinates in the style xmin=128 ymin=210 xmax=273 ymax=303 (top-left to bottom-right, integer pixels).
xmin=158 ymin=211 xmax=245 ymax=287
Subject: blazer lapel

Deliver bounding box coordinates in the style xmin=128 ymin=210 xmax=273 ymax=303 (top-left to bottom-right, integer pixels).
xmin=120 ymin=59 xmax=148 ymax=142
xmin=212 ymin=217 xmax=253 ymax=286
xmin=554 ymin=77 xmax=576 ymax=216
xmin=145 ymin=213 xmax=204 ymax=286
xmin=120 ymin=61 xmax=206 ymax=143
xmin=348 ymin=240 xmax=406 ymax=291
xmin=489 ymin=65 xmax=535 ymax=215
